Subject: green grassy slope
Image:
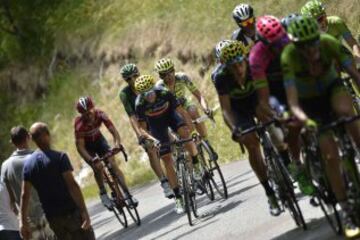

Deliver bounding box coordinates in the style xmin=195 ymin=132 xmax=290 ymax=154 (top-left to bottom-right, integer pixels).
xmin=1 ymin=0 xmax=359 ymax=193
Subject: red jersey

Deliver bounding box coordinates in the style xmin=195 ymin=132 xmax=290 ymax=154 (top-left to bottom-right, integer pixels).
xmin=74 ymin=109 xmax=114 ymax=142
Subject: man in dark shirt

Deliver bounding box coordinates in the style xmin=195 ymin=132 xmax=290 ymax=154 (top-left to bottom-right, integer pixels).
xmin=20 ymin=122 xmax=95 ymax=240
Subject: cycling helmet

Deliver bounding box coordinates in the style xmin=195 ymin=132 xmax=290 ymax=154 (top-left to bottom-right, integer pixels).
xmin=154 ymin=58 xmax=174 ymax=73
xmin=287 ymin=16 xmax=319 ymax=42
xmin=301 ymin=0 xmax=326 ymax=19
xmin=120 ymin=63 xmax=139 ymax=80
xmin=215 ymin=40 xmax=232 ymax=60
xmin=134 ymin=75 xmax=155 ymax=93
xmin=232 ymin=4 xmax=254 ymax=23
xmin=256 ymin=16 xmax=286 ymax=44
xmin=76 ymin=96 xmax=94 ymax=113
xmin=219 ymin=40 xmax=246 ymax=64
xmin=281 ymin=13 xmax=301 ymax=29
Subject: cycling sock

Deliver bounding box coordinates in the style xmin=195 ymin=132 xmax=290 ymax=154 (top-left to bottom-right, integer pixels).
xmin=279 ymin=150 xmax=291 ymax=167
xmin=192 ymin=155 xmax=199 ymax=165
xmin=261 ymin=181 xmax=274 ymax=196
xmin=99 ymin=187 xmax=107 ymax=195
xmin=173 ymin=187 xmax=181 ymax=199
xmin=160 ymin=177 xmax=168 ymax=184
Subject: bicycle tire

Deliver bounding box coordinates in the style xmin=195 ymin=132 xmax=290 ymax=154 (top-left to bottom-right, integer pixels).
xmin=104 ymin=172 xmax=128 ymax=228
xmin=201 ymin=142 xmax=228 ymax=199
xmin=125 ymin=204 xmax=141 ymax=226
xmin=180 ymin=162 xmax=193 ymax=226
xmin=198 ymin=145 xmax=215 ymax=201
xmin=270 ymin=151 xmax=307 ymax=230
xmin=189 ymin=172 xmax=199 ymax=218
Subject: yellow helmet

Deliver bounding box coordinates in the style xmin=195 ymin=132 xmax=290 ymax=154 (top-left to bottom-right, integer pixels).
xmin=134 ymin=75 xmax=155 ymax=93
xmin=219 ymin=40 xmax=247 ymax=64
xmin=154 ymin=58 xmax=174 ymax=73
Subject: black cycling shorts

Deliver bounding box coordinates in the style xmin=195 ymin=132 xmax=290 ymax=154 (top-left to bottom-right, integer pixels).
xmin=231 ymin=93 xmax=257 ymax=131
xmin=300 ymin=79 xmax=345 ymax=126
xmin=149 ymin=111 xmax=186 ymax=156
xmin=84 ymin=135 xmax=110 ymax=162
xmin=268 ymin=79 xmax=288 ymax=107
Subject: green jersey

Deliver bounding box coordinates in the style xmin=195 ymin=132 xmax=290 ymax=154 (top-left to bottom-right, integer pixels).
xmin=326 ymin=16 xmax=352 ymax=41
xmin=281 ymin=33 xmax=352 ymax=99
xmin=156 ymin=72 xmax=198 ymax=108
xmin=119 ymin=85 xmax=138 ymax=116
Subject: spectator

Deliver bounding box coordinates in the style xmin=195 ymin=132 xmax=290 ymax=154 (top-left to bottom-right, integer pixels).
xmin=1 ymin=126 xmax=55 ymax=239
xmin=0 ymin=180 xmax=21 ymax=240
xmin=20 ymin=122 xmax=95 ymax=240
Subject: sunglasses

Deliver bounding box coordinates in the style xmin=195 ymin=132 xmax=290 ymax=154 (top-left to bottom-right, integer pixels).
xmin=125 ymin=74 xmax=140 ymax=82
xmin=159 ymin=69 xmax=174 ymax=79
xmin=240 ymin=17 xmax=255 ymax=27
xmin=144 ymin=89 xmax=156 ymax=98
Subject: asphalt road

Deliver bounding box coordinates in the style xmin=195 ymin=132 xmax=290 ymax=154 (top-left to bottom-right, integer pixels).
xmin=88 ymin=160 xmax=345 ymax=240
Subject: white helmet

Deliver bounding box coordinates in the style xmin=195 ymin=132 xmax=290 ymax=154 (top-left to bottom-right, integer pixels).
xmin=232 ymin=4 xmax=254 ymax=23
xmin=215 ymin=40 xmax=232 ymax=60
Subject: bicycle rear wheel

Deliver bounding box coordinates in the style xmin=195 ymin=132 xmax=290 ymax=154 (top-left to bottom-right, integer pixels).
xmin=201 ymin=142 xmax=228 ymax=199
xmin=105 ymin=176 xmax=127 ymax=228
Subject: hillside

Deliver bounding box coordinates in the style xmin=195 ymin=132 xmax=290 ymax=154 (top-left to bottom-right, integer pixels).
xmin=1 ymin=0 xmax=359 ymax=187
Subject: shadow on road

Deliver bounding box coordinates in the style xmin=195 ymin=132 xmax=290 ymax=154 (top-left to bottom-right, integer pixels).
xmin=272 ymin=215 xmax=344 ymax=240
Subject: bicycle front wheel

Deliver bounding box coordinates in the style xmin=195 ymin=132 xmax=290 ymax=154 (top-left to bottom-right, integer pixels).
xmin=180 ymin=162 xmax=193 ymax=226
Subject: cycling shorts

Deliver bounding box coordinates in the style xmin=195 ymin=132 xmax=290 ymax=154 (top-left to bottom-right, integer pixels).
xmin=232 ymin=93 xmax=258 ymax=131
xmin=269 ymin=79 xmax=288 ymax=107
xmin=84 ymin=135 xmax=110 ymax=162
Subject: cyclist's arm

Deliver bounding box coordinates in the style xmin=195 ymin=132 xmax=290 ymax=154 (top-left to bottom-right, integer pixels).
xmin=285 ymin=84 xmax=308 ymax=123
xmin=176 ymin=105 xmax=194 ymax=129
xmin=138 ymin=120 xmax=157 ymax=141
xmin=75 ymin=137 xmax=93 ymax=162
xmin=192 ymin=90 xmax=210 ymax=112
xmin=107 ymin=125 xmax=122 ymax=148
xmin=344 ymin=35 xmax=360 ymax=60
xmin=128 ymin=115 xmax=142 ymax=138
xmin=218 ymin=94 xmax=237 ymax=131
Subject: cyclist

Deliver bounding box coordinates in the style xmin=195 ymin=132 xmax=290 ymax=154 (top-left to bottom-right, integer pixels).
xmin=281 ymin=13 xmax=300 ymax=30
xmin=74 ymin=96 xmax=138 ymax=209
xmin=282 ymin=16 xmax=360 ymax=237
xmin=134 ymin=74 xmax=201 ymax=214
xmin=231 ymin=3 xmax=256 ymax=52
xmin=154 ymin=58 xmax=218 ymax=159
xmin=119 ymin=63 xmax=174 ymax=198
xmin=249 ymin=15 xmax=314 ymax=195
xmin=212 ymin=40 xmax=281 ymax=216
xmin=300 ymin=0 xmax=360 ymax=63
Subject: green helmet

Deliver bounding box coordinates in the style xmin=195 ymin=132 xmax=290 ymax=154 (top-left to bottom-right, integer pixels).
xmin=134 ymin=75 xmax=155 ymax=93
xmin=287 ymin=16 xmax=320 ymax=43
xmin=301 ymin=0 xmax=326 ymax=19
xmin=219 ymin=40 xmax=246 ymax=64
xmin=120 ymin=63 xmax=139 ymax=80
xmin=154 ymin=58 xmax=174 ymax=73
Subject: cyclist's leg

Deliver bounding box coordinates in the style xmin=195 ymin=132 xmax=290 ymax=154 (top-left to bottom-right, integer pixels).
xmin=332 ymin=89 xmax=360 ymax=147
xmin=146 ymin=146 xmax=166 ymax=180
xmin=318 ymin=133 xmax=347 ymax=202
xmin=84 ymin=141 xmax=106 ymax=193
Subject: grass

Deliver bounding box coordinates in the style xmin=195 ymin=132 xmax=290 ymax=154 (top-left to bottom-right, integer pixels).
xmin=1 ymin=0 xmax=359 ymax=198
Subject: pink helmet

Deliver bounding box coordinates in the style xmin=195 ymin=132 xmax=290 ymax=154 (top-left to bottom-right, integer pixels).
xmin=256 ymin=16 xmax=286 ymax=44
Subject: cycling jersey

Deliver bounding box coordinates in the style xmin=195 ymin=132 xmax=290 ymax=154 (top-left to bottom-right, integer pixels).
xmin=119 ymin=85 xmax=137 ymax=116
xmin=325 ymin=16 xmax=352 ymax=41
xmin=281 ymin=34 xmax=352 ymax=99
xmin=135 ymin=87 xmax=185 ymax=156
xmin=135 ymin=86 xmax=181 ymax=122
xmin=74 ymin=109 xmax=114 ymax=142
xmin=212 ymin=64 xmax=257 ymax=130
xmin=156 ymin=72 xmax=198 ymax=109
xmin=231 ymin=28 xmax=256 ymax=53
xmin=249 ymin=35 xmax=290 ymax=105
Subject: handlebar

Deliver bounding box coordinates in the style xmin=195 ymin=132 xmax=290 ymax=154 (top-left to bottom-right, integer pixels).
xmin=159 ymin=134 xmax=200 ymax=148
xmin=240 ymin=119 xmax=277 ymax=136
xmin=319 ymin=115 xmax=360 ymax=133
xmin=97 ymin=147 xmax=128 ymax=163
xmin=192 ymin=105 xmax=220 ymax=125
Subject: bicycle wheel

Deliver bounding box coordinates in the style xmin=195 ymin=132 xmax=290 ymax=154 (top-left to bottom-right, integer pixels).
xmin=180 ymin=162 xmax=193 ymax=226
xmin=198 ymin=146 xmax=215 ymax=201
xmin=189 ymin=172 xmax=199 ymax=218
xmin=125 ymin=204 xmax=141 ymax=226
xmin=105 ymin=175 xmax=127 ymax=228
xmin=201 ymin=142 xmax=228 ymax=199
xmin=270 ymin=152 xmax=307 ymax=230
